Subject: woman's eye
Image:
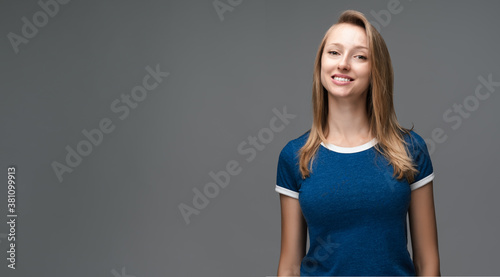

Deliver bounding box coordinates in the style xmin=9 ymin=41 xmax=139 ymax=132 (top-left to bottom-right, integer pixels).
xmin=328 ymin=51 xmax=339 ymax=55
xmin=356 ymin=55 xmax=367 ymax=60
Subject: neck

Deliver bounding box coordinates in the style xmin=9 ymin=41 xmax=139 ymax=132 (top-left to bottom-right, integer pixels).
xmin=326 ymin=91 xmax=372 ymax=144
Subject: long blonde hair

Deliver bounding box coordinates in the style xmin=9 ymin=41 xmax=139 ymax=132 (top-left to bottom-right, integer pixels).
xmin=298 ymin=10 xmax=419 ymax=183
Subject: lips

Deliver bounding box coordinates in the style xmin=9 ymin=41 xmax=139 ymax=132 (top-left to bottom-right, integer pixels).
xmin=332 ymin=74 xmax=354 ymax=81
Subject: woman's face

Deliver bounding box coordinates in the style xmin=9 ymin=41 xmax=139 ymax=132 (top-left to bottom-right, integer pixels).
xmin=320 ymin=23 xmax=371 ymax=99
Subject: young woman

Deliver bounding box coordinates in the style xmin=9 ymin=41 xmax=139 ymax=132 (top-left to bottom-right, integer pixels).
xmin=275 ymin=10 xmax=441 ymax=276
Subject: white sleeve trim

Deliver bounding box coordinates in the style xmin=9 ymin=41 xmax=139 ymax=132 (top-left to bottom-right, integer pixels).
xmin=275 ymin=184 xmax=299 ymax=199
xmin=410 ymin=172 xmax=435 ymax=191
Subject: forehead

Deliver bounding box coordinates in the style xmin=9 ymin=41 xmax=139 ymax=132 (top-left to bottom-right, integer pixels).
xmin=325 ymin=23 xmax=368 ymax=49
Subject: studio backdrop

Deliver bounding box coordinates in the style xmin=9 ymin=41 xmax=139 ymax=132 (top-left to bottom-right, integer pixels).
xmin=1 ymin=0 xmax=499 ymax=276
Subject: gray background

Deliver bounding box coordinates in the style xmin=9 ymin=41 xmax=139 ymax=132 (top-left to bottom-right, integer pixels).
xmin=1 ymin=0 xmax=499 ymax=276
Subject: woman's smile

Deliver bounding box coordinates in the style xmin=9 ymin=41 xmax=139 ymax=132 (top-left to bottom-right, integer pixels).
xmin=332 ymin=74 xmax=355 ymax=85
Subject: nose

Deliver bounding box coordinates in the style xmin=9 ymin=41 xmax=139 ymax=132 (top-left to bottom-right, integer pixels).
xmin=338 ymin=55 xmax=350 ymax=71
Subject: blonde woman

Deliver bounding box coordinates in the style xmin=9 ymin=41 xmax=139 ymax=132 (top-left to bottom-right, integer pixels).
xmin=275 ymin=10 xmax=441 ymax=276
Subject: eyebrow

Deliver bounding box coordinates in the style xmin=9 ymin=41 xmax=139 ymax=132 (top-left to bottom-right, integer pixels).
xmin=327 ymin=43 xmax=368 ymax=50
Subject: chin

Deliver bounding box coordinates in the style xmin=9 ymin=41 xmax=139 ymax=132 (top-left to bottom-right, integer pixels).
xmin=328 ymin=88 xmax=363 ymax=98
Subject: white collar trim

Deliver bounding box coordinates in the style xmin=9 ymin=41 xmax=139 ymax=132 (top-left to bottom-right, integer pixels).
xmin=320 ymin=137 xmax=378 ymax=153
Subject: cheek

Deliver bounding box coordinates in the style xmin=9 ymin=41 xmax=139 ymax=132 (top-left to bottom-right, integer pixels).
xmin=320 ymin=68 xmax=328 ymax=85
xmin=321 ymin=57 xmax=335 ymax=71
xmin=359 ymin=66 xmax=371 ymax=80
xmin=321 ymin=62 xmax=335 ymax=81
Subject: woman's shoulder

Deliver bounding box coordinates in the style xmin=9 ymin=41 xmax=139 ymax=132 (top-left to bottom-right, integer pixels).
xmin=401 ymin=128 xmax=428 ymax=151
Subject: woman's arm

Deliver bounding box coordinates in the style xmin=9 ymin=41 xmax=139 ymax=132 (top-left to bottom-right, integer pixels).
xmin=409 ymin=181 xmax=441 ymax=276
xmin=277 ymin=194 xmax=308 ymax=277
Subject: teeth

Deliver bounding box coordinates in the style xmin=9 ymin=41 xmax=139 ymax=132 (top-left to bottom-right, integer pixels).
xmin=333 ymin=76 xmax=351 ymax=82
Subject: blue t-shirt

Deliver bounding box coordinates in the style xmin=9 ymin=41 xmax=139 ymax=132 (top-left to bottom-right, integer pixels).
xmin=275 ymin=129 xmax=434 ymax=276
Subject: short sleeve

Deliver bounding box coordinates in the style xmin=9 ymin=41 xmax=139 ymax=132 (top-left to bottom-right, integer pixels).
xmin=407 ymin=131 xmax=435 ymax=191
xmin=275 ymin=142 xmax=300 ymax=199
